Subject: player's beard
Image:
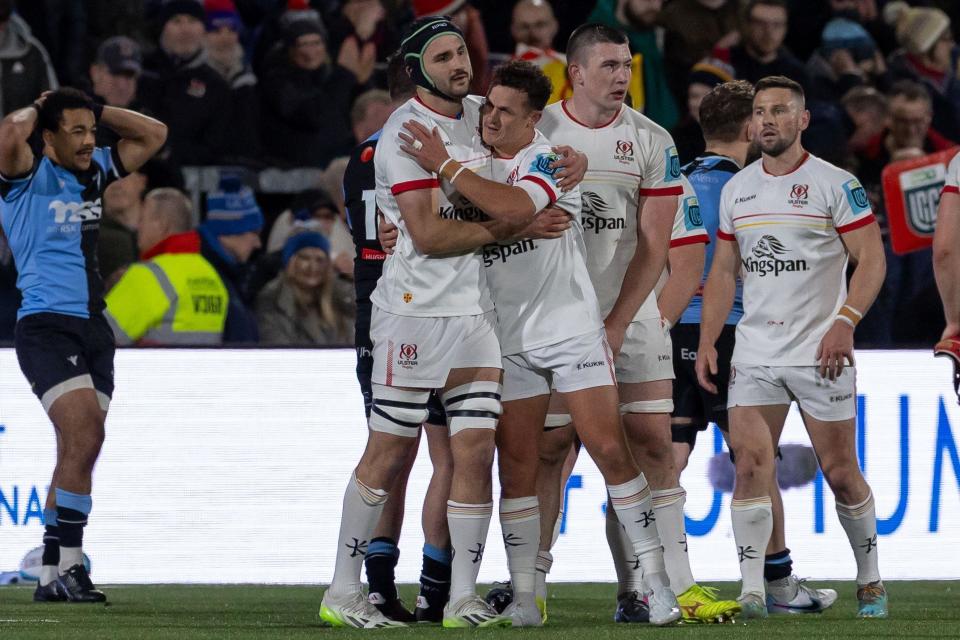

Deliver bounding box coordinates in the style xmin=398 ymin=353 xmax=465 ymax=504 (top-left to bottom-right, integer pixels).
xmin=746 ymin=138 xmax=762 ymax=164
xmin=760 ymin=129 xmax=798 ymax=157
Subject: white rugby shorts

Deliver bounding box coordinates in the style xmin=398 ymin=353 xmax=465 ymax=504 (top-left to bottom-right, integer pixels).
xmin=501 ymin=328 xmax=616 ymax=402
xmin=727 ymin=364 xmax=857 ymax=422
xmin=370 ymin=307 xmax=502 ymax=388
xmin=615 ymin=317 xmax=675 ymax=384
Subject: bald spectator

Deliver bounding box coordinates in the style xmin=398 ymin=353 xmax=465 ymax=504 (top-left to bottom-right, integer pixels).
xmin=716 ymin=0 xmax=809 ymax=90
xmin=138 ymin=0 xmax=233 ymax=164
xmin=351 ymin=89 xmax=393 ymax=144
xmin=660 ymin=0 xmax=740 ymax=100
xmin=0 ymin=0 xmax=58 ymax=116
xmin=511 ymin=0 xmax=569 ymax=103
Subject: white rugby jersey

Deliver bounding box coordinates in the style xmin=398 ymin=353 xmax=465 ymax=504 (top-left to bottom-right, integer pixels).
xmin=538 ymin=101 xmax=684 ymax=321
xmin=718 ymin=153 xmax=876 ymax=365
xmin=655 ymin=175 xmax=710 ymax=295
xmin=482 ymin=131 xmax=602 ymax=355
xmin=371 ymin=95 xmax=493 ymax=317
xmin=944 ymin=150 xmax=960 ymax=196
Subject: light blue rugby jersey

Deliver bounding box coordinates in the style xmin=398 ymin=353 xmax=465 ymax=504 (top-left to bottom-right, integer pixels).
xmin=0 ymin=147 xmax=125 ymax=320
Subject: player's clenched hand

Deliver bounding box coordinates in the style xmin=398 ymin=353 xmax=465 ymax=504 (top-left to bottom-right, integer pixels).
xmin=550 ymin=145 xmax=587 ymax=192
xmin=399 ymin=121 xmax=449 ymax=173
xmin=695 ymin=342 xmax=719 ymax=394
xmin=522 ymin=207 xmax=571 ymax=239
xmin=816 ymin=320 xmax=855 ymax=381
xmin=378 ymin=213 xmax=398 ymax=254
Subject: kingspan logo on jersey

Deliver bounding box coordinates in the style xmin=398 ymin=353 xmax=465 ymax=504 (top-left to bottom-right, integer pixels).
xmin=49 ymin=198 xmax=103 ymax=225
xmin=482 ymin=239 xmax=537 ymax=266
xmin=741 ymin=235 xmax=809 ymax=277
xmin=439 ymin=202 xmax=486 ymax=222
xmin=580 ymin=191 xmax=624 ymax=233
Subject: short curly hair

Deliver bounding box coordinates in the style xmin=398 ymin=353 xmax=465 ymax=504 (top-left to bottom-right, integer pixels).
xmin=699 ymin=80 xmax=754 ymax=143
xmin=489 ymin=60 xmax=552 ymax=112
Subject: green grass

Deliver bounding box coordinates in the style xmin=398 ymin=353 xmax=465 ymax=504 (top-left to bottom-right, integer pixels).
xmin=0 ymin=582 xmax=956 ymax=639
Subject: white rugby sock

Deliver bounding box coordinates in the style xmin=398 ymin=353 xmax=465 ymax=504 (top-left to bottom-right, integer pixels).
xmin=499 ymin=497 xmax=540 ymax=595
xmin=328 ymin=472 xmax=387 ymax=597
xmin=59 ymin=547 xmax=83 ymax=573
xmin=607 ymin=475 xmax=668 ymax=590
xmin=605 ymin=497 xmax=644 ymax=594
xmin=653 ymin=487 xmax=696 ymax=594
xmin=40 ymin=565 xmax=59 ymax=586
xmin=535 ymin=550 xmax=552 ymax=603
xmin=731 ymin=497 xmax=773 ymax=598
xmin=448 ymin=501 xmax=493 ymax=603
xmin=836 ymin=490 xmax=881 ymax=585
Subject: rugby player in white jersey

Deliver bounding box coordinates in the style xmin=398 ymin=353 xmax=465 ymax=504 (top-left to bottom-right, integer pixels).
xmin=320 ymin=17 xmax=579 ymax=629
xmin=934 ymin=150 xmax=960 ymax=394
xmin=697 ymin=75 xmax=888 ymax=619
xmin=528 ymin=23 xmax=739 ymax=623
xmin=398 ymin=59 xmax=682 ymax=627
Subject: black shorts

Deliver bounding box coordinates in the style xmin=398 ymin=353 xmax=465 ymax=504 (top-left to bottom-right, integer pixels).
xmin=355 ymin=303 xmax=446 ymax=426
xmin=14 ymin=312 xmax=115 ymax=413
xmin=670 ymin=323 xmax=736 ymax=447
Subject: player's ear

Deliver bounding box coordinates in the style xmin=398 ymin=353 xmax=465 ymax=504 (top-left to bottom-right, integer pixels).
xmin=799 ymin=109 xmax=811 ymax=132
xmin=41 ymin=129 xmax=54 ymax=149
xmin=529 ymin=110 xmax=542 ymax=127
xmin=567 ymin=62 xmax=582 ymax=86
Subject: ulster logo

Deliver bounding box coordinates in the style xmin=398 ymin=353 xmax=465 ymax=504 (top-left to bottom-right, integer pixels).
xmin=614 ymin=139 xmax=634 ymax=163
xmin=398 ymin=343 xmax=418 ymax=370
xmin=788 ymin=183 xmax=809 ymax=207
xmin=742 ymin=235 xmax=809 ymax=277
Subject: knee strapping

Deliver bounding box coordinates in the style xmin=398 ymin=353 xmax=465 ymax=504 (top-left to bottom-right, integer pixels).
xmin=369 ymin=383 xmax=430 ymax=437
xmin=620 ymin=398 xmax=674 ymax=414
xmin=442 ymin=381 xmax=502 ymax=435
xmin=544 ymin=413 xmax=572 ymax=429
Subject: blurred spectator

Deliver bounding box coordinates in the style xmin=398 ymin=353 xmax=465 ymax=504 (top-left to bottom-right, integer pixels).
xmin=255 ymin=231 xmax=354 ymax=345
xmin=841 ymin=85 xmax=888 ymax=154
xmin=716 ymin=0 xmax=809 ymax=90
xmin=660 ymin=0 xmax=739 ymax=102
xmin=266 ymin=187 xmax=354 ymax=277
xmin=138 ymin=0 xmax=233 ymax=165
xmin=89 ymin=36 xmax=143 ymax=149
xmin=13 ymin=0 xmax=86 ymax=87
xmin=85 ymin=0 xmax=148 ymax=53
xmin=203 ymin=0 xmax=260 ymax=163
xmin=672 ymin=58 xmax=735 ymax=164
xmin=884 ymin=1 xmax=960 ymax=143
xmin=0 ymin=229 xmax=17 ymax=341
xmin=413 ymin=0 xmax=490 ymax=94
xmin=807 ymin=17 xmax=885 ymax=103
xmin=510 ymin=0 xmax=569 ymax=104
xmin=105 ymin=188 xmax=229 ymax=345
xmin=327 ymin=0 xmax=400 ymax=64
xmin=99 ymin=172 xmax=148 ymax=288
xmin=259 ymin=17 xmax=363 ymax=168
xmin=351 ymin=89 xmax=393 ymax=144
xmin=198 ymin=177 xmax=264 ymax=343
xmin=0 ymin=1 xmax=57 ymax=116
xmin=587 ymin=0 xmax=679 ymax=129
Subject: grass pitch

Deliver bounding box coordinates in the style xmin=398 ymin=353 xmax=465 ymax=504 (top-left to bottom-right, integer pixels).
xmin=0 ymin=582 xmax=955 ymax=639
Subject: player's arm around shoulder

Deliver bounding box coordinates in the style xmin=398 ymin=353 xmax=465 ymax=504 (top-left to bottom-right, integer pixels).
xmin=0 ymin=99 xmax=40 ymax=179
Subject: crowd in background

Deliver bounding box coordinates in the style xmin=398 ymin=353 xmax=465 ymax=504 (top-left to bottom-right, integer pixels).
xmin=0 ymin=0 xmax=957 ymax=347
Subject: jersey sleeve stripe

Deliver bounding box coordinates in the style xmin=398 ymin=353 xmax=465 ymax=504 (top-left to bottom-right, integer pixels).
xmin=391 ymin=178 xmax=439 ymax=195
xmin=836 ymin=213 xmax=876 ymax=234
xmin=520 ymin=175 xmax=558 ymax=205
xmin=717 ymin=229 xmax=736 ymax=241
xmin=639 ymin=186 xmax=683 ymax=196
xmin=670 ymin=234 xmax=710 ymax=248
xmin=943 ymin=185 xmax=959 ymax=195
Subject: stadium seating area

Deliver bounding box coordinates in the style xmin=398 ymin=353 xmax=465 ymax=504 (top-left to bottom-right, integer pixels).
xmin=0 ymin=0 xmax=957 ymax=347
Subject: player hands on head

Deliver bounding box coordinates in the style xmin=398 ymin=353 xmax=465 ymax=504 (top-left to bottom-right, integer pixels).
xmin=0 ymin=88 xmax=166 ymax=604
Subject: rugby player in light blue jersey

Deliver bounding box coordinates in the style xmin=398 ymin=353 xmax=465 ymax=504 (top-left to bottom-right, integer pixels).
xmin=0 ymin=88 xmax=166 ymax=603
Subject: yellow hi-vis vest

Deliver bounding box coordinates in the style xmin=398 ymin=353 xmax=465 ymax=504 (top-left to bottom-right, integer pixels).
xmin=105 ymin=253 xmax=229 ymax=345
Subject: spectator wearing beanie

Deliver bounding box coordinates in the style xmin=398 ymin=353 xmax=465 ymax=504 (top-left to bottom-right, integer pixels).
xmin=807 ymin=17 xmax=886 ymax=103
xmin=255 ymin=231 xmax=354 ymax=346
xmin=138 ymin=0 xmax=233 ymax=164
xmin=259 ymin=16 xmax=360 ymax=168
xmin=203 ymin=0 xmax=260 ymax=164
xmin=413 ymin=0 xmax=490 ymax=95
xmin=198 ymin=176 xmax=264 ymax=343
xmin=885 ymin=1 xmax=960 ymax=143
xmin=672 ymin=58 xmax=734 ymax=164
